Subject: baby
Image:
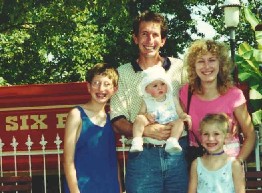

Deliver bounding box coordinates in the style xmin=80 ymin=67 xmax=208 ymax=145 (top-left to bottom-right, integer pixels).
xmin=130 ymin=65 xmax=191 ymax=153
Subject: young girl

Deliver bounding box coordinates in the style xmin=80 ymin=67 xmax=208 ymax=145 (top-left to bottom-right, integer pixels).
xmin=63 ymin=63 xmax=122 ymax=193
xmin=188 ymin=113 xmax=245 ymax=193
xmin=130 ymin=65 xmax=191 ymax=153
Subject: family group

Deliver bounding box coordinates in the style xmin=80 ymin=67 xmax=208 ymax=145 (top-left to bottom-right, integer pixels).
xmin=63 ymin=11 xmax=255 ymax=193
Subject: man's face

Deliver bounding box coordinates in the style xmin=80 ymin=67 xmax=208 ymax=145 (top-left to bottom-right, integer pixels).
xmin=133 ymin=21 xmax=166 ymax=58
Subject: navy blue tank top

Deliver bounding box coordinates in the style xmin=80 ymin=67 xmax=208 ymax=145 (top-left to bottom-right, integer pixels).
xmin=64 ymin=106 xmax=120 ymax=193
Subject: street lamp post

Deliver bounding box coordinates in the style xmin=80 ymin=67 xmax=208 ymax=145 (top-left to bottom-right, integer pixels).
xmin=222 ymin=0 xmax=241 ymax=80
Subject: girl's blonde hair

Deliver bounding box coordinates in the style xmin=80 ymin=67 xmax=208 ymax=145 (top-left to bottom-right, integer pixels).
xmin=184 ymin=39 xmax=233 ymax=95
xmin=199 ymin=113 xmax=230 ymax=135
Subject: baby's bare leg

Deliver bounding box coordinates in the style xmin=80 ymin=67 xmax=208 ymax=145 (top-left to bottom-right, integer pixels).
xmin=130 ymin=115 xmax=150 ymax=152
xmin=169 ymin=119 xmax=185 ymax=139
xmin=165 ymin=119 xmax=184 ymax=153
xmin=133 ymin=114 xmax=150 ymax=137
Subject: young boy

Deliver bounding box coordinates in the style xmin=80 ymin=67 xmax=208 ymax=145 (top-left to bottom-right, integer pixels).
xmin=63 ymin=63 xmax=122 ymax=193
xmin=188 ymin=113 xmax=245 ymax=193
xmin=130 ymin=65 xmax=191 ymax=153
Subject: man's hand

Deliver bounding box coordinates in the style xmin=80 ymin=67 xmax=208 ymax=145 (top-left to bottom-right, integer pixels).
xmin=143 ymin=123 xmax=171 ymax=140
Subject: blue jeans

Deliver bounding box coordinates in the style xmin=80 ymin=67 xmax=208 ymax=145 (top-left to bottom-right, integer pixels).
xmin=125 ymin=137 xmax=188 ymax=193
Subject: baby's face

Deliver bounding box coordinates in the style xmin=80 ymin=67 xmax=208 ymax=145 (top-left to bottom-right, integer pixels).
xmin=145 ymin=80 xmax=168 ymax=100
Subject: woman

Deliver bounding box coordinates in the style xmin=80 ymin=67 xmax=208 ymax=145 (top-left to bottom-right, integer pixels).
xmin=180 ymin=39 xmax=255 ymax=163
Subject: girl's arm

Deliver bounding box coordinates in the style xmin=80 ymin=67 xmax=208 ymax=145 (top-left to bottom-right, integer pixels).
xmin=63 ymin=108 xmax=82 ymax=193
xmin=232 ymin=159 xmax=246 ymax=193
xmin=188 ymin=159 xmax=198 ymax=193
xmin=234 ymin=103 xmax=256 ymax=161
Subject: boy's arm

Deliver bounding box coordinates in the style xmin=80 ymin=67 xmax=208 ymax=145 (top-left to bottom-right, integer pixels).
xmin=188 ymin=159 xmax=198 ymax=193
xmin=63 ymin=108 xmax=81 ymax=193
xmin=232 ymin=159 xmax=246 ymax=193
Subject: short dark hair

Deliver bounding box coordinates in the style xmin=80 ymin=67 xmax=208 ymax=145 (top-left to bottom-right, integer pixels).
xmin=132 ymin=11 xmax=168 ymax=39
xmin=85 ymin=63 xmax=119 ymax=87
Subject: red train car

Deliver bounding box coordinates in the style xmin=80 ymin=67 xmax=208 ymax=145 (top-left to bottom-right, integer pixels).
xmin=0 ymin=82 xmax=125 ymax=174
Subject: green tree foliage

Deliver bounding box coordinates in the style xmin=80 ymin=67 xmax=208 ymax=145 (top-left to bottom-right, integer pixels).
xmin=0 ymin=0 xmax=197 ymax=85
xmin=0 ymin=1 xmax=106 ymax=84
xmin=1 ymin=0 xmax=260 ymax=86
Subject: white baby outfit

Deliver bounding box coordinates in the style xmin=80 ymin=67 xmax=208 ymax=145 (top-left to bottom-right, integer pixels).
xmin=130 ymin=66 xmax=182 ymax=152
xmin=140 ymin=65 xmax=177 ymax=146
xmin=144 ymin=91 xmax=179 ymax=125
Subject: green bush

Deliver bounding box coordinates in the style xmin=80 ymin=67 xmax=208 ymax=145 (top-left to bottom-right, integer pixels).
xmin=237 ymin=7 xmax=262 ymax=126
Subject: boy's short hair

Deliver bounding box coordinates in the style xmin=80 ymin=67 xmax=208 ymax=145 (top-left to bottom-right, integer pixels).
xmin=85 ymin=63 xmax=119 ymax=87
xmin=132 ymin=11 xmax=168 ymax=38
xmin=199 ymin=113 xmax=230 ymax=134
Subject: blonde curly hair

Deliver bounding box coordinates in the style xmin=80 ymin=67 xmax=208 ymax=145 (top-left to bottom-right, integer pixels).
xmin=184 ymin=39 xmax=233 ymax=95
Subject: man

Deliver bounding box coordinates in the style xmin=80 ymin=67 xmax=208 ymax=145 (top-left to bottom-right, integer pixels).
xmin=110 ymin=11 xmax=188 ymax=193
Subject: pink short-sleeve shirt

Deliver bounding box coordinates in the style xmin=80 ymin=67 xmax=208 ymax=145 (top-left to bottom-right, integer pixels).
xmin=180 ymin=84 xmax=246 ymax=156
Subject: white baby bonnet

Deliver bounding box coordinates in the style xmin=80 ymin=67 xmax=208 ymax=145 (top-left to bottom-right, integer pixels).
xmin=139 ymin=65 xmax=173 ymax=98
